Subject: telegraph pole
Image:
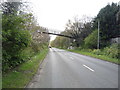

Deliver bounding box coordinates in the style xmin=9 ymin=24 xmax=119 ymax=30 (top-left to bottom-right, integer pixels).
xmin=97 ymin=20 xmax=100 ymax=49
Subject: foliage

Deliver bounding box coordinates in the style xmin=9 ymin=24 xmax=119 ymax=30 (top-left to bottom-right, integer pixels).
xmin=84 ymin=30 xmax=98 ymax=49
xmin=0 ymin=2 xmax=23 ymax=15
xmin=2 ymin=48 xmax=48 ymax=88
xmin=51 ymin=16 xmax=93 ymax=48
xmin=103 ymin=44 xmax=119 ymax=58
xmin=83 ymin=44 xmax=119 ymax=59
xmin=2 ymin=14 xmax=32 ymax=71
xmin=92 ymin=49 xmax=102 ymax=55
xmin=93 ymin=3 xmax=120 ymax=47
xmin=65 ymin=17 xmax=93 ymax=47
xmin=72 ymin=44 xmax=119 ymax=59
xmin=68 ymin=49 xmax=119 ymax=64
xmin=52 ymin=2 xmax=119 ymax=50
xmin=2 ymin=1 xmax=50 ymax=72
xmin=51 ymin=35 xmax=70 ymax=49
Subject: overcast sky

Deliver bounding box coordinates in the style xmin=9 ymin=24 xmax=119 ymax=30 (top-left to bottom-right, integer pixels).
xmin=28 ymin=0 xmax=119 ymax=40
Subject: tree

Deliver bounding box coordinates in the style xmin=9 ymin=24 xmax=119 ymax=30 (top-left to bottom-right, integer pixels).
xmin=84 ymin=30 xmax=98 ymax=49
xmin=1 ymin=1 xmax=50 ymax=72
xmin=65 ymin=16 xmax=93 ymax=47
xmin=2 ymin=14 xmax=31 ymax=71
xmin=31 ymin=26 xmax=50 ymax=52
xmin=93 ymin=3 xmax=120 ymax=47
xmin=0 ymin=1 xmax=23 ymax=15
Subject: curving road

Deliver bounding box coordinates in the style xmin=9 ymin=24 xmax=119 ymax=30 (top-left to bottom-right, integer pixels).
xmin=26 ymin=48 xmax=118 ymax=88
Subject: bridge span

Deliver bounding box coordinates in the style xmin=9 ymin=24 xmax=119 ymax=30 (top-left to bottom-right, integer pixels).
xmin=37 ymin=29 xmax=74 ymax=39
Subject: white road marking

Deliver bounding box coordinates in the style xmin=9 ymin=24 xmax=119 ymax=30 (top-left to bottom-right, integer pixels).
xmin=83 ymin=64 xmax=95 ymax=72
xmin=70 ymin=57 xmax=74 ymax=59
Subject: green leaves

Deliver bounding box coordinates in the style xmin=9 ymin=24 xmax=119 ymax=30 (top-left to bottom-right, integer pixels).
xmin=84 ymin=30 xmax=98 ymax=49
xmin=2 ymin=14 xmax=32 ymax=72
xmin=96 ymin=3 xmax=119 ymax=40
xmin=2 ymin=11 xmax=49 ymax=72
xmin=103 ymin=44 xmax=119 ymax=58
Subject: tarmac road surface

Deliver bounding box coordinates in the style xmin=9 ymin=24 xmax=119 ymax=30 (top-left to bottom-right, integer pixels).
xmin=26 ymin=48 xmax=118 ymax=88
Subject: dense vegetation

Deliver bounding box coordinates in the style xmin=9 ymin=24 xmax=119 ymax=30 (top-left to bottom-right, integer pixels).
xmin=68 ymin=44 xmax=119 ymax=64
xmin=3 ymin=48 xmax=48 ymax=88
xmin=1 ymin=1 xmax=50 ymax=72
xmin=1 ymin=1 xmax=119 ymax=88
xmin=51 ymin=2 xmax=119 ymax=60
xmin=93 ymin=3 xmax=120 ymax=47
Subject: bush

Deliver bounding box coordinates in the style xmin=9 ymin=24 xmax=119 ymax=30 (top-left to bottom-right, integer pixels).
xmin=2 ymin=15 xmax=31 ymax=72
xmin=2 ymin=30 xmax=31 ymax=72
xmin=84 ymin=30 xmax=98 ymax=49
xmin=103 ymin=44 xmax=119 ymax=58
xmin=20 ymin=47 xmax=34 ymax=62
xmin=92 ymin=49 xmax=102 ymax=55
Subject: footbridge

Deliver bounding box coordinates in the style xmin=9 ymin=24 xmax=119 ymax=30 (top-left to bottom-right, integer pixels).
xmin=37 ymin=29 xmax=74 ymax=39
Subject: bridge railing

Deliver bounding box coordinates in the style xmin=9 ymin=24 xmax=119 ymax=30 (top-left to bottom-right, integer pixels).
xmin=37 ymin=29 xmax=74 ymax=38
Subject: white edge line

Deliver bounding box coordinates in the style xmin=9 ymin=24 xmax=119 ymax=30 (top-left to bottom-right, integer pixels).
xmin=83 ymin=64 xmax=95 ymax=72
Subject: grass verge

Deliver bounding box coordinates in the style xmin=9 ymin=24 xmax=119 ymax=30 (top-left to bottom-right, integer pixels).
xmin=2 ymin=48 xmax=49 ymax=88
xmin=67 ymin=49 xmax=119 ymax=64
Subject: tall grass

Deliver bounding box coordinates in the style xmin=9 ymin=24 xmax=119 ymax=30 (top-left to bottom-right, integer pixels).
xmin=67 ymin=44 xmax=119 ymax=64
xmin=2 ymin=48 xmax=49 ymax=88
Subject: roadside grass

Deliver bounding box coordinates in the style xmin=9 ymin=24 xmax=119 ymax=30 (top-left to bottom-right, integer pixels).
xmin=2 ymin=48 xmax=49 ymax=88
xmin=67 ymin=49 xmax=119 ymax=64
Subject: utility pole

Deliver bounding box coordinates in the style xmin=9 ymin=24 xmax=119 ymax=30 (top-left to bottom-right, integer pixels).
xmin=97 ymin=20 xmax=100 ymax=49
xmin=68 ymin=38 xmax=70 ymax=49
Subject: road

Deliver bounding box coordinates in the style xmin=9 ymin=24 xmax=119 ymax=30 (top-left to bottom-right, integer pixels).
xmin=26 ymin=48 xmax=118 ymax=88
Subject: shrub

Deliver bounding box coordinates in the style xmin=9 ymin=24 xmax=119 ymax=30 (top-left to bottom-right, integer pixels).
xmin=92 ymin=49 xmax=102 ymax=55
xmin=103 ymin=44 xmax=119 ymax=58
xmin=2 ymin=30 xmax=31 ymax=72
xmin=84 ymin=30 xmax=98 ymax=49
xmin=2 ymin=15 xmax=31 ymax=72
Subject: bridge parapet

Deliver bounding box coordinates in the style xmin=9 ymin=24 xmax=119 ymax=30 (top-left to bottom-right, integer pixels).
xmin=37 ymin=29 xmax=74 ymax=38
xmin=48 ymin=30 xmax=61 ymax=34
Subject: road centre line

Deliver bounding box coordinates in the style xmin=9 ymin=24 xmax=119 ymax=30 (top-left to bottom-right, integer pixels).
xmin=83 ymin=64 xmax=95 ymax=72
xmin=70 ymin=57 xmax=74 ymax=59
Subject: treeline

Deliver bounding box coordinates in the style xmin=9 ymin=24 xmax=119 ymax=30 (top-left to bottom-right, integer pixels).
xmin=51 ymin=3 xmax=119 ymax=59
xmin=1 ymin=1 xmax=50 ymax=72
